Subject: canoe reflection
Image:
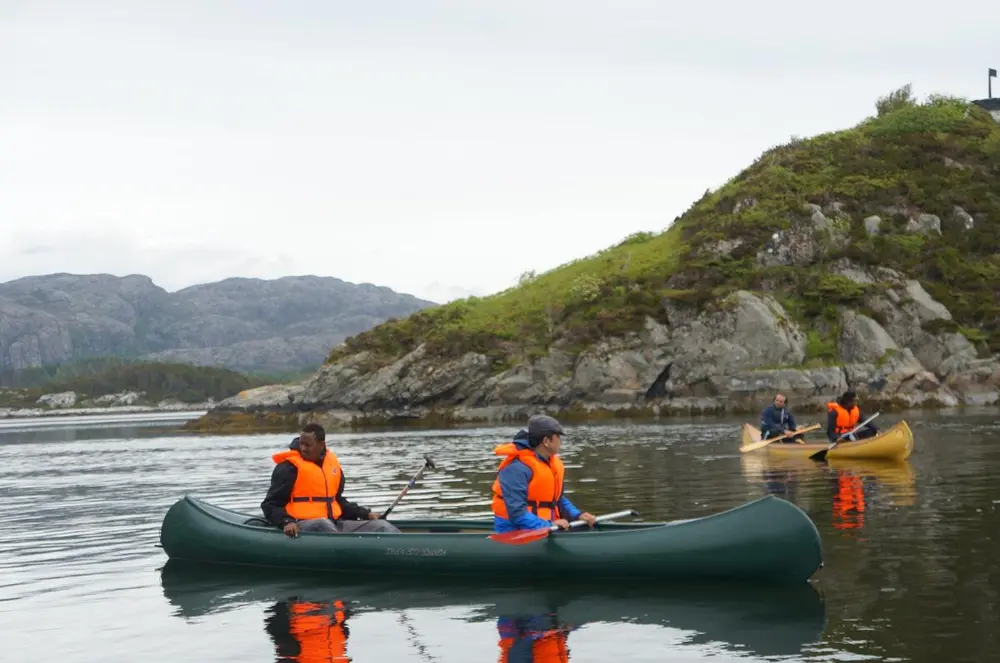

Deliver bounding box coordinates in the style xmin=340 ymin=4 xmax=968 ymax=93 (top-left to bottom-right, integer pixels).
xmin=741 ymin=453 xmax=917 ymax=531
xmin=160 ymin=561 xmax=827 ymax=659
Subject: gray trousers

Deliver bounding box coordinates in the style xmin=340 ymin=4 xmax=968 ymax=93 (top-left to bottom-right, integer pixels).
xmin=298 ymin=518 xmax=401 ymax=534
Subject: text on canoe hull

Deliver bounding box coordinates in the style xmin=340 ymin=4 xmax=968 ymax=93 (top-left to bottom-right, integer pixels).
xmin=384 ymin=547 xmax=448 ymax=557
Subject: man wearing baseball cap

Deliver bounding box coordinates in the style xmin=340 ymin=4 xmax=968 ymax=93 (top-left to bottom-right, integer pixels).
xmin=490 ymin=414 xmax=596 ymax=533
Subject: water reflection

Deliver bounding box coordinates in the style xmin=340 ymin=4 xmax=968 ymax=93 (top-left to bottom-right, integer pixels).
xmin=160 ymin=561 xmax=827 ymax=660
xmin=496 ymin=613 xmax=572 ymax=662
xmin=265 ymin=599 xmax=351 ymax=662
xmin=740 ymin=453 xmax=918 ymax=533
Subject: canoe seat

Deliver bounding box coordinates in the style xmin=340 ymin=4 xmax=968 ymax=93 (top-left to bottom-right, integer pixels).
xmin=242 ymin=517 xmax=277 ymax=528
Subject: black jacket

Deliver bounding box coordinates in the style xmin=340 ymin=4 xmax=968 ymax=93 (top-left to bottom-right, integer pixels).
xmin=260 ymin=438 xmax=372 ymax=527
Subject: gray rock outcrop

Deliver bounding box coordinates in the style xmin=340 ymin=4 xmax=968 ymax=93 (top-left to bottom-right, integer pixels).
xmin=208 ymin=270 xmax=1000 ymax=428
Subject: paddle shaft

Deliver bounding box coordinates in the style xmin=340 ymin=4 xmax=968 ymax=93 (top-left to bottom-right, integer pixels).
xmin=489 ymin=508 xmax=640 ymax=544
xmin=837 ymin=412 xmax=882 ymax=441
xmin=551 ymin=509 xmax=639 ymax=532
xmin=741 ymin=423 xmax=821 ymax=452
xmin=380 ymin=455 xmax=436 ymax=520
xmin=836 ymin=412 xmax=880 ymax=442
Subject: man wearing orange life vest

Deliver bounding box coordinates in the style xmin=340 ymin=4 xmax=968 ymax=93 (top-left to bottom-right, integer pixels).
xmin=491 ymin=414 xmax=596 ymax=533
xmin=825 ymin=390 xmax=878 ymax=442
xmin=261 ymin=423 xmax=401 ymax=536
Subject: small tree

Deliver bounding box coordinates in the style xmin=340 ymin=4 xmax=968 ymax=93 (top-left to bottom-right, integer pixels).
xmin=876 ymin=83 xmax=916 ymax=117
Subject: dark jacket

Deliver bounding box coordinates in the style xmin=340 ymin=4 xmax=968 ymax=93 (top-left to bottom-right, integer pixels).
xmin=260 ymin=437 xmax=372 ymax=527
xmin=759 ymin=405 xmax=797 ymax=438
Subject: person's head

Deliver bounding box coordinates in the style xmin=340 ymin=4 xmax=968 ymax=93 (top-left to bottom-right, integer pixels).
xmin=297 ymin=423 xmax=327 ymax=462
xmin=774 ymin=393 xmax=787 ymax=409
xmin=839 ymin=390 xmax=857 ymax=409
xmin=526 ymin=414 xmax=564 ymax=458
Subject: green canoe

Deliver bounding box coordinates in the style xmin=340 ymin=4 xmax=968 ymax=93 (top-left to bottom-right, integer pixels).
xmin=159 ymin=494 xmax=823 ymax=584
xmin=159 ymin=561 xmax=827 ymax=658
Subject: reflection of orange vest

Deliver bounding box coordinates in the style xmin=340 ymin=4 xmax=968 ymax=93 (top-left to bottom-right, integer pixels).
xmin=827 ymin=402 xmax=860 ymax=434
xmin=833 ymin=473 xmax=865 ymax=530
xmin=273 ymin=450 xmax=344 ymax=521
xmin=289 ymin=600 xmax=349 ymax=662
xmin=498 ymin=629 xmax=569 ymax=663
xmin=491 ymin=443 xmax=565 ymax=522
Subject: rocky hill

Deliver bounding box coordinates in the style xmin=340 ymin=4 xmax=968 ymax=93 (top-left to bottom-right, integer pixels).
xmin=0 ymin=274 xmax=434 ymax=373
xmin=193 ymin=89 xmax=1000 ymax=431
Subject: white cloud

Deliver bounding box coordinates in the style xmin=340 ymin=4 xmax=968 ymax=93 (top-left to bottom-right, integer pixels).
xmin=1 ymin=1 xmax=996 ymax=303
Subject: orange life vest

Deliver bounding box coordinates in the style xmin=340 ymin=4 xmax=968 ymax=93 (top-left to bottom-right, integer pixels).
xmin=273 ymin=449 xmax=344 ymax=521
xmin=827 ymin=402 xmax=860 ymax=434
xmin=491 ymin=443 xmax=565 ymax=522
xmin=288 ymin=600 xmax=349 ymax=662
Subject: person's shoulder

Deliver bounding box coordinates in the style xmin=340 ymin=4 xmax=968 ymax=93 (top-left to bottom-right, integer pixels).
xmin=271 ymin=459 xmax=297 ymax=475
xmin=499 ymin=457 xmax=531 ymax=475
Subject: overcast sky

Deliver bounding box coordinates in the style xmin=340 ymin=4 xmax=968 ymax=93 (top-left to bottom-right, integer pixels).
xmin=1 ymin=1 xmax=996 ymax=303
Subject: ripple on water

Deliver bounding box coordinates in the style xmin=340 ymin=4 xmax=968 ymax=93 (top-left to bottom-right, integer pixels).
xmin=1 ymin=416 xmax=999 ymax=661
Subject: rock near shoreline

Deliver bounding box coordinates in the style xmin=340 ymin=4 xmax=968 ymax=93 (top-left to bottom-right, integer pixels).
xmin=194 ymin=262 xmax=1000 ymax=432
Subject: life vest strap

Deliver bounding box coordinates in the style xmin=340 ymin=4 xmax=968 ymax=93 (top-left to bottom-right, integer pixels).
xmin=527 ymin=500 xmax=558 ymax=515
xmin=292 ymin=496 xmax=337 ymax=503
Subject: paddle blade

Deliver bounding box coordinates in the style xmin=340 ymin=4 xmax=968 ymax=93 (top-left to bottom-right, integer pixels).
xmin=739 ymin=423 xmax=821 ymax=453
xmin=487 ymin=528 xmax=552 ymax=545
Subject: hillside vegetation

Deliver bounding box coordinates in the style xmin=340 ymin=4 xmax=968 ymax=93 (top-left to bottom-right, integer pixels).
xmin=0 ymin=359 xmax=269 ymax=408
xmin=329 ymin=89 xmax=1000 ymax=371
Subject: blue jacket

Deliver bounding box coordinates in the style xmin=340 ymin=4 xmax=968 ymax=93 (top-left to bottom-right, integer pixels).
xmin=493 ymin=432 xmax=582 ymax=533
xmin=759 ymin=404 xmax=797 ymax=438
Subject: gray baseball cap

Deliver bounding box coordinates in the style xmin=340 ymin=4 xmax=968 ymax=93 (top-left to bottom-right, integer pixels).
xmin=527 ymin=414 xmax=564 ymax=438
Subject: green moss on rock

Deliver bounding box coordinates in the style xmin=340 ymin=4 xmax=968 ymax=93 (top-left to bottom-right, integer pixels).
xmin=181 ymin=411 xmax=301 ymax=434
xmin=326 ymin=90 xmax=1000 ymax=367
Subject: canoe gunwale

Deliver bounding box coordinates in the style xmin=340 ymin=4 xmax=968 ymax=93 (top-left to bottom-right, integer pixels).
xmin=177 ymin=493 xmax=787 ymax=539
xmin=740 ymin=420 xmax=913 ymax=460
xmin=160 ymin=493 xmax=824 ymax=584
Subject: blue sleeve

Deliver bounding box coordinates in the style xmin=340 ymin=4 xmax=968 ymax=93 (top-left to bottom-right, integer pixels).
xmin=759 ymin=406 xmax=771 ymax=429
xmin=558 ymin=494 xmax=581 ymax=520
xmin=498 ymin=462 xmax=552 ymax=530
xmin=786 ymin=411 xmax=797 ymax=430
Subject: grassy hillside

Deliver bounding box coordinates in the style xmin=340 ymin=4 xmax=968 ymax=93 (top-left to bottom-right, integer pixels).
xmin=328 ymin=88 xmax=1000 ymax=371
xmin=0 ymin=358 xmax=270 ymax=408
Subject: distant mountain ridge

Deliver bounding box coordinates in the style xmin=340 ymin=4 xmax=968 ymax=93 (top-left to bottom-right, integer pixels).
xmin=0 ymin=273 xmax=435 ymax=373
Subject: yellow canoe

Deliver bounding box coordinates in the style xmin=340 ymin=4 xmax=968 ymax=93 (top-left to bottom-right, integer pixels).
xmin=740 ymin=420 xmax=914 ymax=461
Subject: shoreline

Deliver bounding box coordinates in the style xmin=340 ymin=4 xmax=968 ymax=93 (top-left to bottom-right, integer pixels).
xmin=180 ymin=398 xmax=1000 ymax=435
xmin=0 ymin=403 xmax=210 ymax=420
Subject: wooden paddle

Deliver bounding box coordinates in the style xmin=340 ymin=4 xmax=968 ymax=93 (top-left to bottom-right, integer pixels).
xmin=380 ymin=454 xmax=436 ymax=520
xmin=739 ymin=424 xmax=821 ymax=453
xmin=808 ymin=413 xmax=881 ymax=461
xmin=488 ymin=509 xmax=639 ymax=545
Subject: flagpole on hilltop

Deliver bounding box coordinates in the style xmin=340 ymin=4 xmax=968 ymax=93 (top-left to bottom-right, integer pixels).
xmin=990 ymin=68 xmax=997 ymax=99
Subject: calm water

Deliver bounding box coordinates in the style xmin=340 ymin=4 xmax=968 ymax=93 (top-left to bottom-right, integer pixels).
xmin=1 ymin=410 xmax=998 ymax=662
